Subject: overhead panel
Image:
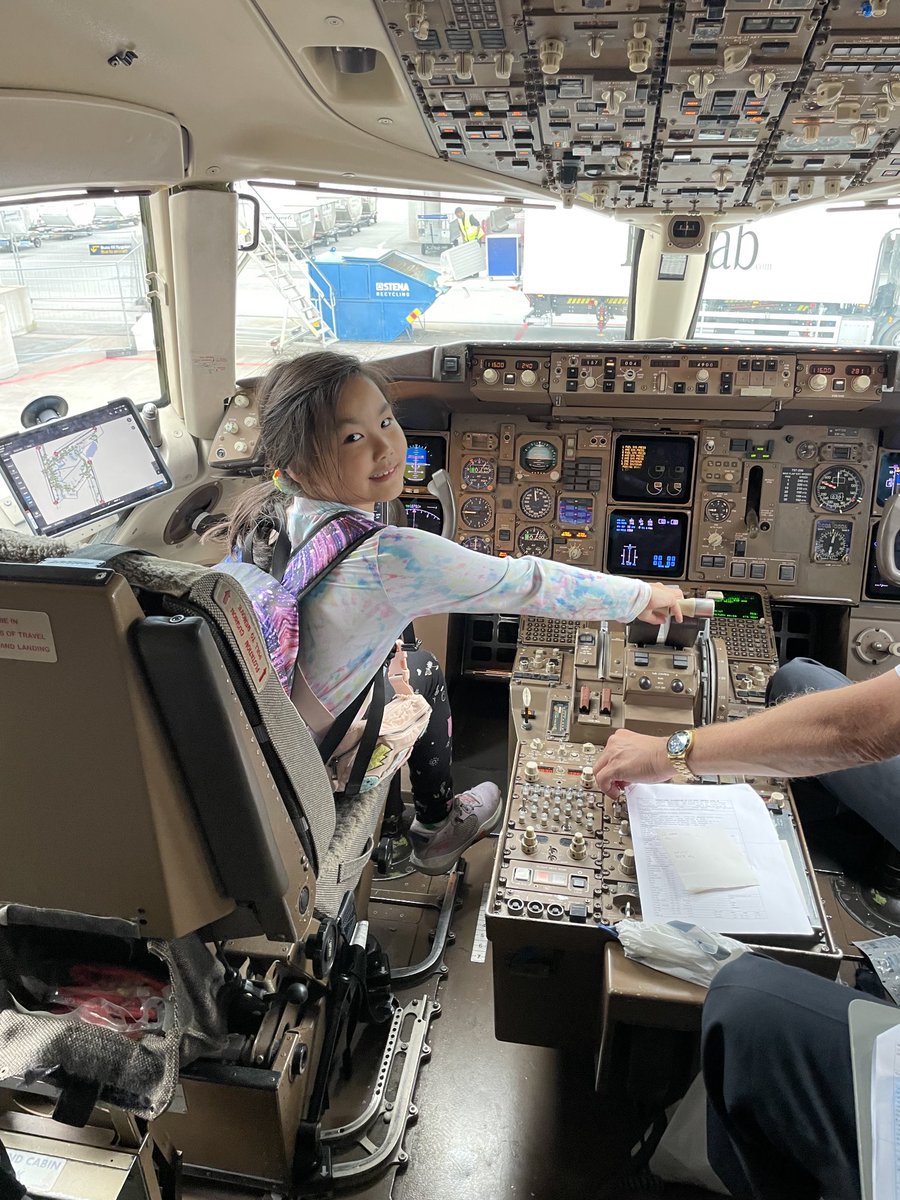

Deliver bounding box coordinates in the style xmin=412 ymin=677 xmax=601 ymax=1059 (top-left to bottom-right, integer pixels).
xmin=380 ymin=0 xmax=900 ymax=213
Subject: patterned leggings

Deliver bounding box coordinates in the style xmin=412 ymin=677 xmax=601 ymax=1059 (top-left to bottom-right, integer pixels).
xmin=383 ymin=648 xmax=454 ymax=824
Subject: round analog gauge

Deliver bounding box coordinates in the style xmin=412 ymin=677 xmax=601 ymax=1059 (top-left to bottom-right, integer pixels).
xmin=461 ymin=535 xmax=493 ymax=554
xmin=704 ymin=498 xmax=730 ymax=523
xmin=520 ymin=485 xmax=553 ymax=520
xmin=462 ymin=456 xmax=496 ymax=491
xmin=519 ymin=439 xmax=558 ymax=474
xmin=814 ymin=466 xmax=864 ymax=513
xmin=813 ymin=520 xmax=852 ymax=562
xmin=517 ymin=525 xmax=551 ymax=556
xmin=460 ymin=496 xmax=493 ymax=529
xmin=796 ymin=440 xmax=818 ymax=460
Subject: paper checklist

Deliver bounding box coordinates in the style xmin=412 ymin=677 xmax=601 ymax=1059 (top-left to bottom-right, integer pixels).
xmin=626 ymin=782 xmax=812 ymax=938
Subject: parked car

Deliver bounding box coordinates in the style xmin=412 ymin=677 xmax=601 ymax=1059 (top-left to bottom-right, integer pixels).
xmin=0 ymin=232 xmax=41 ymax=252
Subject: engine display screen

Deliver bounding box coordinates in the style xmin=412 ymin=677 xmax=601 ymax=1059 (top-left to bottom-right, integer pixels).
xmin=403 ymin=436 xmax=446 ymax=487
xmin=401 ymin=497 xmax=444 ymax=534
xmin=876 ymin=451 xmax=900 ymax=508
xmin=558 ymin=495 xmax=594 ymax=527
xmin=713 ymin=592 xmax=765 ymax=621
xmin=611 ymin=435 xmax=694 ymax=504
xmin=865 ymin=523 xmax=900 ymax=601
xmin=605 ymin=510 xmax=688 ymax=578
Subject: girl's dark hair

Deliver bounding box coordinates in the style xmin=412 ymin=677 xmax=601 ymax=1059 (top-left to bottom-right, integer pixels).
xmin=213 ymin=350 xmax=391 ymax=551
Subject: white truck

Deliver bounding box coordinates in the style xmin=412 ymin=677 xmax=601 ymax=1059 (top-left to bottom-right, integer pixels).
xmin=521 ymin=202 xmax=900 ymax=346
xmin=521 ymin=206 xmax=633 ymax=333
xmin=696 ymin=204 xmax=900 ymax=346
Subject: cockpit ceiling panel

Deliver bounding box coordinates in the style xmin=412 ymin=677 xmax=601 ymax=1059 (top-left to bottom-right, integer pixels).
xmin=383 ymin=0 xmax=900 ymax=212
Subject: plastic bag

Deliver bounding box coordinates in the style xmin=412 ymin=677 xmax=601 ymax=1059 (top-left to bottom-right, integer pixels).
xmin=19 ymin=964 xmax=171 ymax=1039
xmin=650 ymin=1073 xmax=730 ymax=1194
xmin=617 ymin=919 xmax=748 ymax=988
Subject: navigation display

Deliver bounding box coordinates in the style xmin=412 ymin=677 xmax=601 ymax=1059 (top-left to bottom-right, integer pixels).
xmin=403 ymin=436 xmax=446 ymax=487
xmin=875 ymin=451 xmax=900 ymax=508
xmin=605 ymin=510 xmax=688 ymax=578
xmin=713 ymin=592 xmax=765 ymax=621
xmin=865 ymin=523 xmax=900 ymax=601
xmin=611 ymin=435 xmax=694 ymax=504
xmin=0 ymin=399 xmax=173 ymax=536
xmin=401 ymin=497 xmax=444 ymax=534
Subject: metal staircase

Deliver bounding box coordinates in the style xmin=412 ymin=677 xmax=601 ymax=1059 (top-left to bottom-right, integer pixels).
xmin=247 ymin=190 xmax=337 ymax=351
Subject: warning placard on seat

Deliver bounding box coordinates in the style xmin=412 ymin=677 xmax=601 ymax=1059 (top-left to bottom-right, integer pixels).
xmin=0 ymin=608 xmax=57 ymax=662
xmin=212 ymin=579 xmax=270 ymax=692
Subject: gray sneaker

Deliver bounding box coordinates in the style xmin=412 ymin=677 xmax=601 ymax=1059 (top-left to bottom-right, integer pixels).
xmin=409 ymin=783 xmax=503 ymax=876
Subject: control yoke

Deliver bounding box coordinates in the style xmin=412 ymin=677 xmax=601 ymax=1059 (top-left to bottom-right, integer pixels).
xmin=878 ymin=493 xmax=900 ymax=587
xmin=427 ymin=469 xmax=457 ymax=540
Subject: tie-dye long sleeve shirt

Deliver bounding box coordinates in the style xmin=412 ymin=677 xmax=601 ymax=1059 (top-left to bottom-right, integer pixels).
xmin=288 ymin=497 xmax=652 ymax=717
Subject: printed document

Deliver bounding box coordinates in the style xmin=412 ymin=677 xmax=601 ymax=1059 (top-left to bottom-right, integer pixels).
xmin=626 ymin=782 xmax=812 ymax=937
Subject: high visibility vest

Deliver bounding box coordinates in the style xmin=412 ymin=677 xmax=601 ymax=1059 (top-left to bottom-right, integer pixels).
xmin=458 ymin=215 xmax=480 ymax=242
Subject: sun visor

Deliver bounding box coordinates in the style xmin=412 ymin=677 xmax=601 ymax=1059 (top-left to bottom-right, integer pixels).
xmin=0 ymin=91 xmax=188 ymax=194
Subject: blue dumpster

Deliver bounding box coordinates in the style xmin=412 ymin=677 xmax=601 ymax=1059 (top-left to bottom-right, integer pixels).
xmin=308 ymin=250 xmax=441 ymax=341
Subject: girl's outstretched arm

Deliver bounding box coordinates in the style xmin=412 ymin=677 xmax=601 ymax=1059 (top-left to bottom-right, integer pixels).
xmin=375 ymin=526 xmax=667 ymax=624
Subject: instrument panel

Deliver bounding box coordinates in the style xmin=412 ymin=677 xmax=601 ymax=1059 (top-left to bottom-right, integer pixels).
xmin=440 ymin=344 xmax=893 ymax=606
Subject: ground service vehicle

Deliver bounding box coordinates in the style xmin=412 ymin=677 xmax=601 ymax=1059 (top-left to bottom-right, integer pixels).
xmin=4 ymin=4 xmax=900 ymax=1200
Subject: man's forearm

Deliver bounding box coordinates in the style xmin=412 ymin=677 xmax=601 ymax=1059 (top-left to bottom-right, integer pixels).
xmin=689 ymin=673 xmax=900 ymax=778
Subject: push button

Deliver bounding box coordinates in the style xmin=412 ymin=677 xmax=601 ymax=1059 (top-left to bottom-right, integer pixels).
xmin=778 ymin=563 xmax=796 ymax=581
xmin=749 ymin=563 xmax=766 ymax=579
xmin=730 ymin=561 xmax=747 ymax=578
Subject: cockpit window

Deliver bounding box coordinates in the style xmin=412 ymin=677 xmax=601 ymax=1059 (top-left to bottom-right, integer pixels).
xmin=694 ymin=204 xmax=900 ymax=348
xmin=235 ymin=184 xmax=634 ymax=371
xmin=0 ymin=195 xmax=164 ymax=438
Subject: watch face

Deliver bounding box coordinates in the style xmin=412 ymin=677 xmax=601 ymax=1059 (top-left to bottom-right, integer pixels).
xmin=667 ymin=730 xmax=691 ymax=755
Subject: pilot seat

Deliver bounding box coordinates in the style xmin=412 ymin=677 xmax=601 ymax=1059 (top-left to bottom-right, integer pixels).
xmin=0 ymin=528 xmax=438 ymax=1198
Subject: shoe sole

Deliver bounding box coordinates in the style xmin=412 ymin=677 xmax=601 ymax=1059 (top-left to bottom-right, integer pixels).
xmin=410 ymin=797 xmax=504 ymax=876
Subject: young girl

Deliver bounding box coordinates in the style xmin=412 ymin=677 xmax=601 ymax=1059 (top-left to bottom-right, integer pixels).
xmin=220 ymin=351 xmax=683 ymax=876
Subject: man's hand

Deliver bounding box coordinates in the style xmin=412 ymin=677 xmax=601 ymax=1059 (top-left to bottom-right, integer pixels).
xmin=637 ymin=583 xmax=684 ymax=626
xmin=593 ymin=729 xmax=674 ymax=796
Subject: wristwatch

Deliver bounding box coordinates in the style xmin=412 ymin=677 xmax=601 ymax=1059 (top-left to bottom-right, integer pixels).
xmin=666 ymin=729 xmax=697 ymax=781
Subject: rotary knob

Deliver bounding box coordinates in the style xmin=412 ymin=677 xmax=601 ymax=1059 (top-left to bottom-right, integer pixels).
xmin=568 ymin=543 xmax=583 ymax=561
xmin=483 ymin=368 xmax=499 ymax=385
xmin=233 ymin=394 xmax=250 ymax=408
xmin=520 ymin=369 xmax=537 ymax=387
xmin=707 ymin=532 xmax=723 ymax=548
xmin=524 ymin=760 xmax=539 ymax=782
xmin=851 ymin=374 xmax=872 ymax=393
xmin=583 ymin=375 xmax=596 ymax=389
xmin=244 ymin=415 xmax=258 ymax=428
xmin=696 ymin=368 xmax=710 ymax=383
xmin=808 ymin=374 xmax=828 ymax=392
xmin=234 ymin=440 xmax=248 ymax=453
xmin=224 ymin=420 xmax=239 ymax=434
